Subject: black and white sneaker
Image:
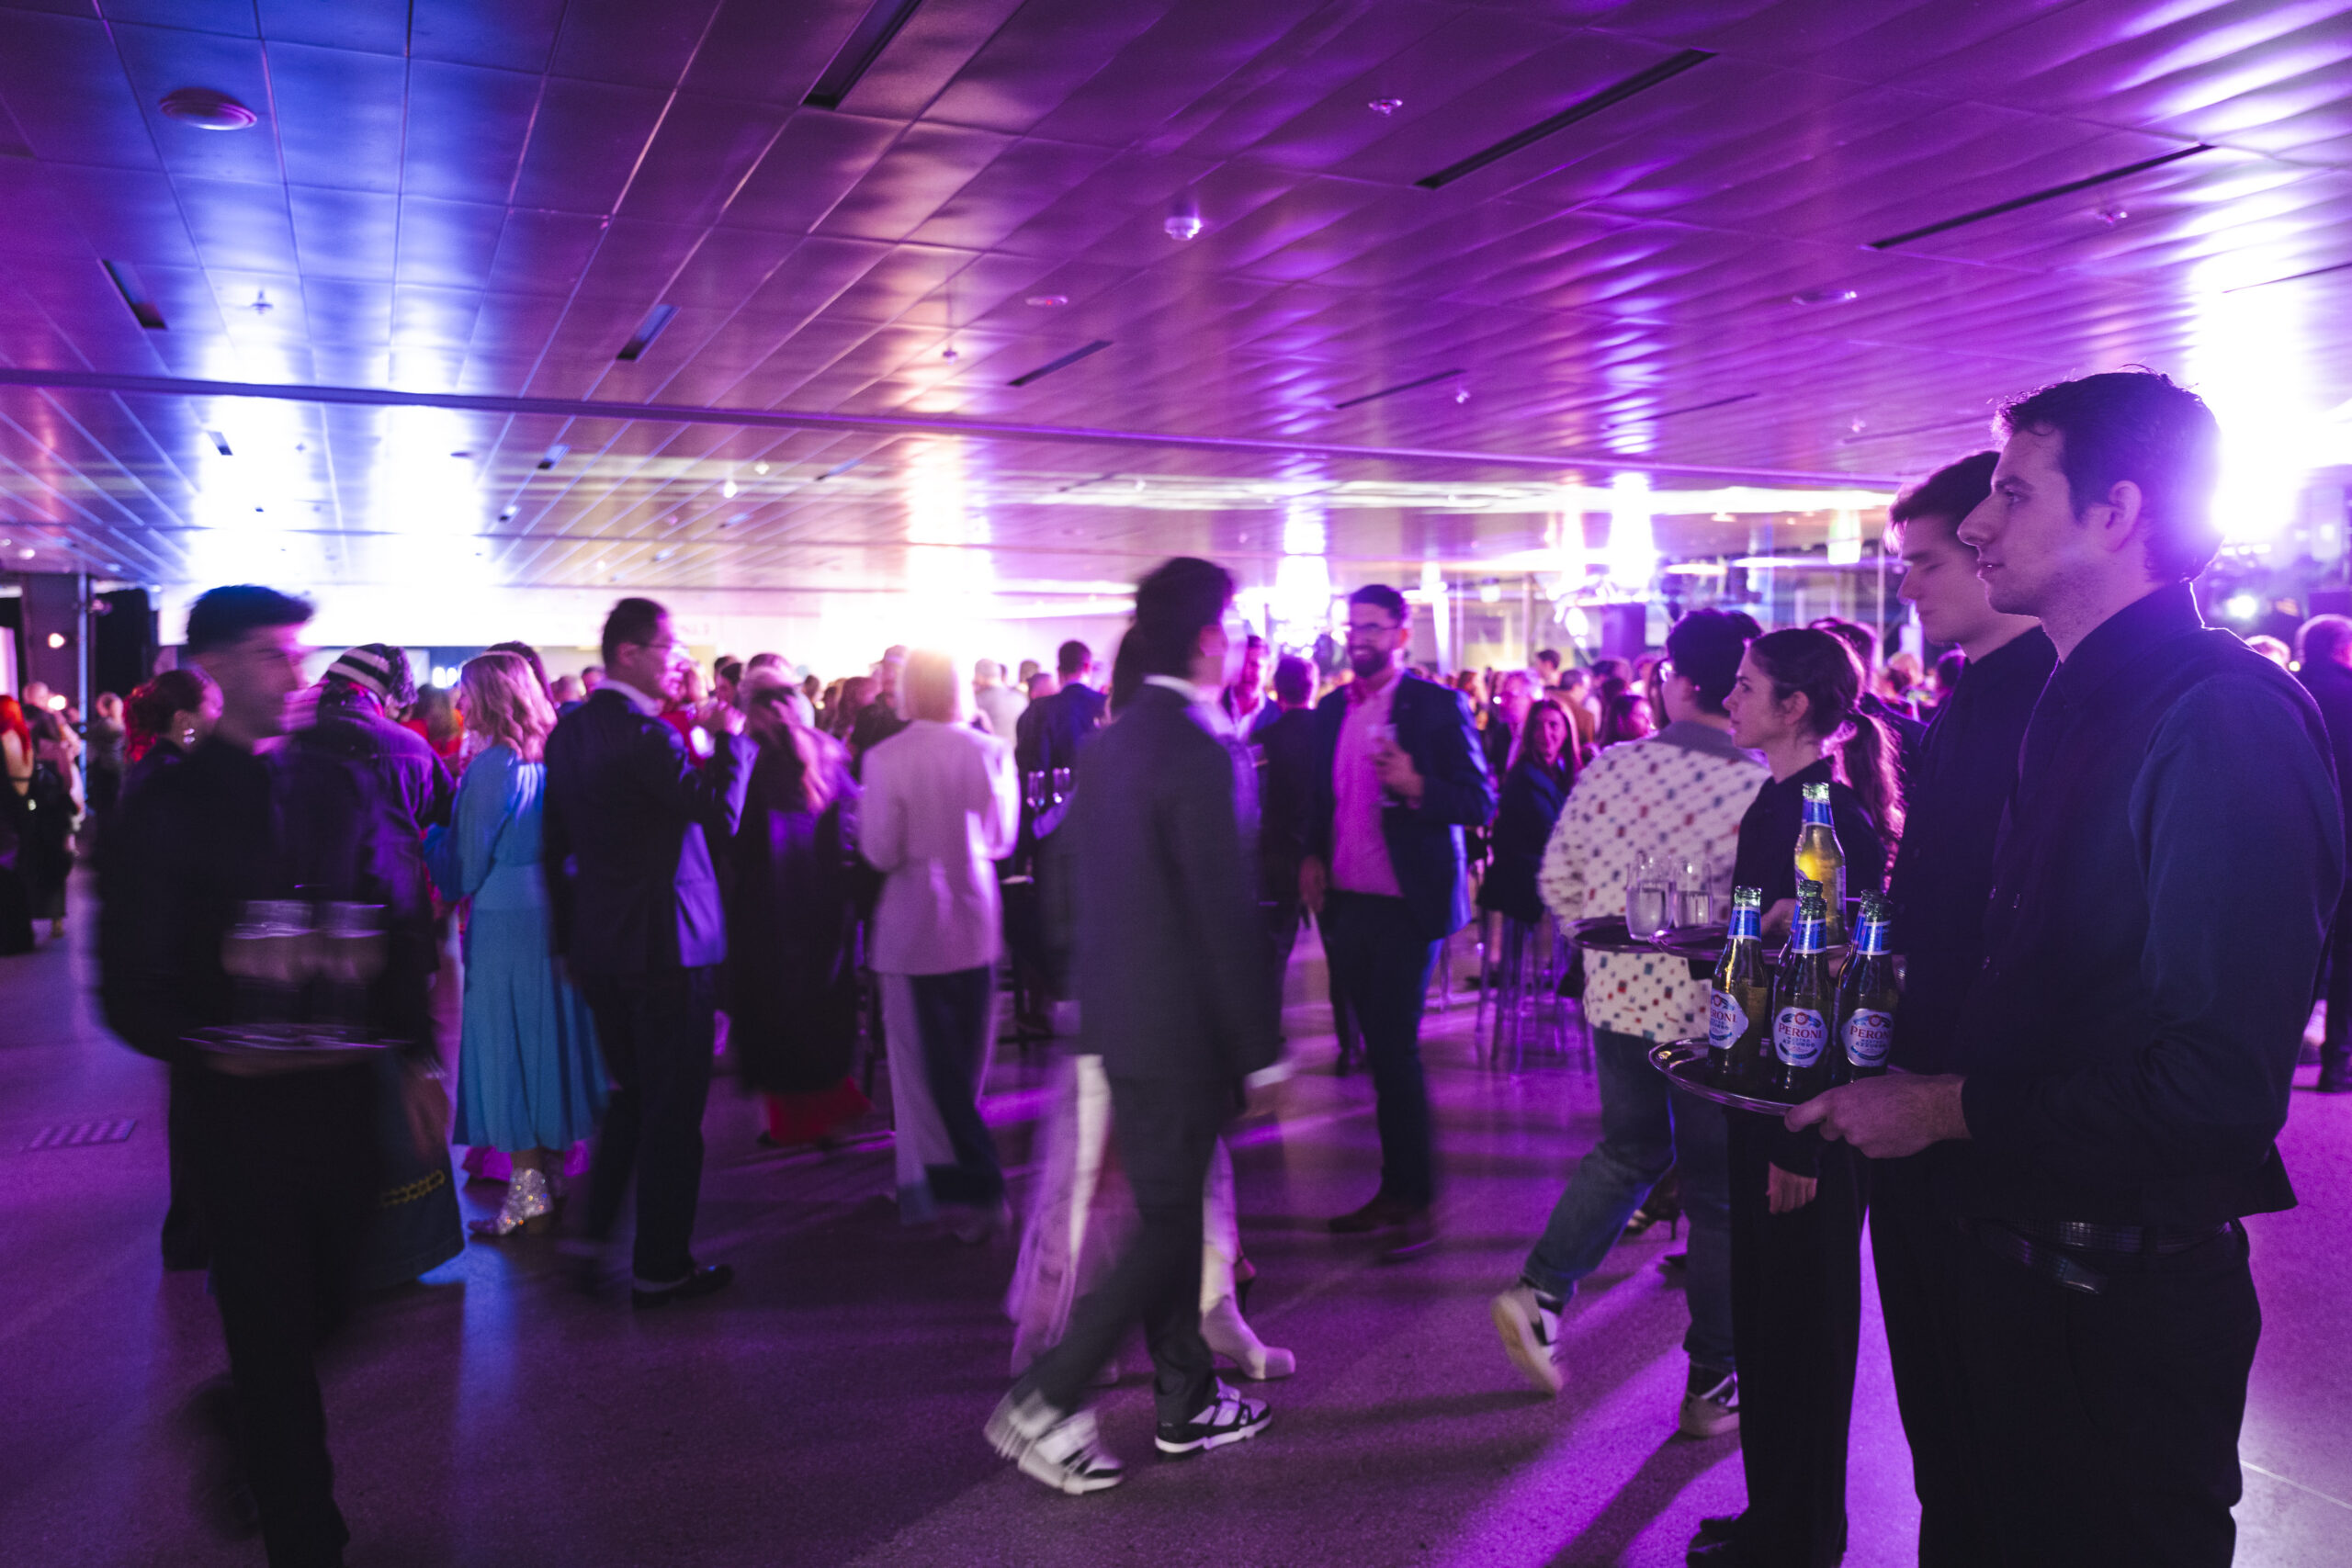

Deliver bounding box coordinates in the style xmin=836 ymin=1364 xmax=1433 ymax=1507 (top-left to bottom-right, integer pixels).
xmin=987 ymin=1390 xmax=1125 ymax=1495
xmin=1155 ymin=1379 xmax=1271 ymax=1457
xmin=1679 ymin=1367 xmax=1740 ymax=1438
xmin=1490 ymin=1282 xmax=1565 ymax=1395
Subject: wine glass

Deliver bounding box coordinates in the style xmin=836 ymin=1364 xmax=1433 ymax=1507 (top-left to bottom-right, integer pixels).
xmin=1625 ymin=851 xmax=1669 ymax=936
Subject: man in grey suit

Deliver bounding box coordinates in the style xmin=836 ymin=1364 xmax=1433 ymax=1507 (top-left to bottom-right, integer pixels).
xmin=988 ymin=557 xmax=1281 ymax=1495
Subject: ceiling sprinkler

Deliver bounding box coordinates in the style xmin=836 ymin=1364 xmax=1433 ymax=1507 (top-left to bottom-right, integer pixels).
xmin=2098 ymin=205 xmax=2129 ymax=227
xmin=942 ymin=345 xmax=960 ymax=362
xmin=1368 ymin=97 xmax=1403 ymax=116
xmin=249 ymin=291 xmax=273 ymax=315
xmin=1165 ymin=192 xmax=1203 ymax=242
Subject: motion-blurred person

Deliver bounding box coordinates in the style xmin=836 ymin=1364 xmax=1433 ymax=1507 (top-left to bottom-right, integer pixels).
xmin=850 ymin=649 xmax=910 ymax=763
xmin=1596 ymin=687 xmax=1654 ymax=748
xmin=550 ymin=673 xmax=584 ymax=713
xmin=486 ymin=639 xmax=555 ymax=705
xmin=989 ymin=559 xmax=1281 ymax=1493
xmin=2300 ymin=614 xmax=2352 ymax=1093
xmin=861 ymin=651 xmax=1019 ymax=1234
xmin=0 ymin=694 xmax=73 ymax=949
xmin=1016 ymin=639 xmax=1106 ymax=785
xmin=727 ymin=665 xmax=875 ymax=1150
xmin=1220 ymin=633 xmax=1272 ymax=737
xmin=401 ymin=683 xmax=464 ymax=763
xmin=101 ymin=585 xmax=445 ymax=1568
xmin=1482 ymin=670 xmax=1536 ymax=782
xmin=1306 ymin=584 xmax=1494 ymax=1258
xmin=1476 ymin=697 xmax=1576 ymax=931
xmin=425 ymin=653 xmax=605 ymax=1238
xmin=86 ymin=691 xmax=127 ymax=818
xmin=1258 ymin=654 xmax=1321 ymax=997
xmin=301 ymin=645 xmax=453 ymax=847
xmin=1812 ymin=617 xmax=1926 ymax=773
xmin=544 ymin=597 xmax=745 ymax=1307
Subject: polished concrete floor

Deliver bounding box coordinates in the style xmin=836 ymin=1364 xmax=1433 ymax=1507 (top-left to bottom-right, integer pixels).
xmin=5 ymin=885 xmax=2351 ymax=1567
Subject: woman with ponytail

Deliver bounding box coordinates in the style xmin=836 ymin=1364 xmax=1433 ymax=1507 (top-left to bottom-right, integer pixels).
xmin=1703 ymin=621 xmax=1902 ymax=1568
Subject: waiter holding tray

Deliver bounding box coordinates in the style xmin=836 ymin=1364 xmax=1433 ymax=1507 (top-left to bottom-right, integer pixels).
xmin=1792 ymin=372 xmax=2344 ymax=1568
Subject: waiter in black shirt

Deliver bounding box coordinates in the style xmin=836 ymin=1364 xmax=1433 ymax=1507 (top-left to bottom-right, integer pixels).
xmin=1793 ymin=372 xmax=2344 ymax=1568
xmin=1868 ymin=450 xmax=2055 ymax=1564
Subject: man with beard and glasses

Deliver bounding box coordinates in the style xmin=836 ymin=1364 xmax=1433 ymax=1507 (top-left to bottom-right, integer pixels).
xmin=1302 ymin=584 xmax=1493 ymax=1259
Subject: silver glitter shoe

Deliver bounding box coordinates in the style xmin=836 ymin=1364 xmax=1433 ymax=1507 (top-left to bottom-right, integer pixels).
xmin=470 ymin=1167 xmax=554 ymax=1237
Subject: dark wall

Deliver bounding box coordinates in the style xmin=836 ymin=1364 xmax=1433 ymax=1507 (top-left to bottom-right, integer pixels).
xmin=92 ymin=588 xmax=154 ymax=698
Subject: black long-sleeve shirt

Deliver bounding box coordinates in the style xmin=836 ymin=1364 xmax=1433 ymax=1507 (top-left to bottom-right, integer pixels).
xmin=1728 ymin=756 xmax=1888 ymax=913
xmin=1937 ymin=584 xmax=2343 ymax=1227
xmin=1885 ymin=626 xmax=2057 ymax=1073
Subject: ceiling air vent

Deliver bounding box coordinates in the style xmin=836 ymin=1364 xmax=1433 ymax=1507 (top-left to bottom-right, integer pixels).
xmin=1868 ymin=145 xmax=2212 ymax=250
xmin=1008 ymin=340 xmax=1112 ymax=389
xmin=101 ymin=261 xmax=166 ymax=329
xmin=1417 ymin=50 xmax=1714 ymax=189
xmin=616 ymin=304 xmax=679 ymax=362
xmin=806 ymin=0 xmax=929 ymax=110
xmin=1333 ymin=367 xmax=1464 ymax=411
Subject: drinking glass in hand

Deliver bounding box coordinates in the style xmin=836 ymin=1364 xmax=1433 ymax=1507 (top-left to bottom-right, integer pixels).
xmin=1023 ymin=771 xmax=1047 ymax=813
xmin=1050 ymin=766 xmax=1073 ymax=803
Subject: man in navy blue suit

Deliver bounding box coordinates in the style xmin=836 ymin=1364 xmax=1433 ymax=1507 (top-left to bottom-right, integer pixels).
xmin=543 ymin=597 xmax=746 ymax=1308
xmin=1303 ymin=584 xmax=1494 ymax=1258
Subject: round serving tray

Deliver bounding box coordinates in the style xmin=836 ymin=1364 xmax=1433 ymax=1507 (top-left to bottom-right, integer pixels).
xmin=1650 ymin=923 xmax=1730 ymax=964
xmin=1566 ymin=916 xmax=1662 ymax=955
xmin=188 ymin=1026 xmax=403 ymax=1071
xmin=1647 ymin=1037 xmax=1806 ymax=1115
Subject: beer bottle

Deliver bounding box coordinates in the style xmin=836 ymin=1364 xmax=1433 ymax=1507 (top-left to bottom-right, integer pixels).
xmin=1769 ymin=883 xmax=1834 ymax=1100
xmin=1708 ymin=887 xmax=1771 ymax=1089
xmin=1794 ymin=781 xmax=1849 ymax=947
xmin=1831 ymin=892 xmax=1897 ymax=1085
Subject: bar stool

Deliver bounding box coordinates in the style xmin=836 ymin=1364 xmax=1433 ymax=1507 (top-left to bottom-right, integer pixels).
xmin=1485 ymin=912 xmax=1570 ymax=1072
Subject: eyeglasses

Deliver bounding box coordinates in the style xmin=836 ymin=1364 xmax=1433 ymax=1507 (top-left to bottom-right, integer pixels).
xmin=1344 ymin=620 xmax=1403 ymax=638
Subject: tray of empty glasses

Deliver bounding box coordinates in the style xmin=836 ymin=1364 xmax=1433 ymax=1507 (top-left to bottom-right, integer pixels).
xmin=1647 ymin=1038 xmax=1807 ymax=1115
xmin=1566 ymin=917 xmax=1660 ymax=954
xmin=187 ymin=1024 xmax=405 ymax=1073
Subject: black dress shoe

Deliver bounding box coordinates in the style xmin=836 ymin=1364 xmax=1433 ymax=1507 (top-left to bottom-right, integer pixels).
xmin=1329 ymin=1196 xmax=1408 ymax=1234
xmin=2318 ymin=1066 xmax=2352 ymax=1093
xmin=631 ymin=1263 xmax=735 ymax=1309
xmin=1379 ymin=1208 xmax=1438 ymax=1261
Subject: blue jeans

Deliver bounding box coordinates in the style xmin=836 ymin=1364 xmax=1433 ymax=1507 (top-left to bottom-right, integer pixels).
xmin=1521 ymin=1026 xmax=1733 ymax=1375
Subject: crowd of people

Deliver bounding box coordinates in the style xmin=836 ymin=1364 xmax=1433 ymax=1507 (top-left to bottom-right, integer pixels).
xmin=73 ymin=367 xmax=2352 ymax=1568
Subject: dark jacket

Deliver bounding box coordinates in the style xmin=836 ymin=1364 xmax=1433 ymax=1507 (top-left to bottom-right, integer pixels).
xmin=1942 ymin=584 xmax=2343 ymax=1227
xmin=1477 ymin=757 xmax=1573 ymax=923
xmin=725 ymin=734 xmax=872 ymax=1095
xmin=2297 ymin=657 xmax=2352 ymax=838
xmin=1015 ymin=682 xmax=1107 ymax=781
xmin=1306 ymin=671 xmax=1496 ymax=942
xmin=296 ymin=680 xmax=455 ymax=840
xmin=542 ymin=688 xmax=746 ymax=975
xmin=1067 ymin=683 xmax=1278 ymax=1085
xmin=98 ymin=737 xmax=435 ymax=1069
xmin=1256 ymin=705 xmax=1319 ymax=905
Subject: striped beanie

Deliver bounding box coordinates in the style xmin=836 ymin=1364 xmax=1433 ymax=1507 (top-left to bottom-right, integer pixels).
xmin=324 ymin=643 xmax=408 ymax=705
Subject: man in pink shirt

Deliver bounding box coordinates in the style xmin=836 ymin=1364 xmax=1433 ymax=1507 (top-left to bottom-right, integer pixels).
xmin=1301 ymin=585 xmax=1494 ymax=1258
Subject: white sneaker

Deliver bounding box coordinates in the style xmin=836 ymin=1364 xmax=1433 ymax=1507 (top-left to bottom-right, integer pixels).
xmin=1155 ymin=1378 xmax=1271 ymax=1456
xmin=1491 ymin=1282 xmax=1564 ymax=1395
xmin=1201 ymin=1294 xmax=1296 ymax=1380
xmin=986 ymin=1390 xmax=1125 ymax=1495
xmin=1679 ymin=1370 xmax=1740 ymax=1438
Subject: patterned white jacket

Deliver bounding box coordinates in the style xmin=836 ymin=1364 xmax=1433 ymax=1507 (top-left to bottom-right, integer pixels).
xmin=1537 ymin=720 xmax=1768 ymax=1043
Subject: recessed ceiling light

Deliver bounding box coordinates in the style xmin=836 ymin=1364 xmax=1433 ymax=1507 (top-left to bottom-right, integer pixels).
xmin=1025 ymin=294 xmax=1069 ymax=308
xmin=721 ymin=478 xmax=738 ymax=498
xmin=753 ymin=461 xmax=771 ymax=474
xmin=616 ymin=302 xmax=679 ymax=362
xmin=537 ymin=443 xmax=570 ymax=470
xmin=158 ymin=88 xmax=257 ymax=130
xmin=17 ymin=547 xmax=34 ymax=559
xmin=1790 ymin=287 xmax=1859 ymax=306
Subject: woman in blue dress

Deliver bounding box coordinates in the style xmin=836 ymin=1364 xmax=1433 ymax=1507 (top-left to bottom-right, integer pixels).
xmin=426 ymin=651 xmax=605 ymax=1236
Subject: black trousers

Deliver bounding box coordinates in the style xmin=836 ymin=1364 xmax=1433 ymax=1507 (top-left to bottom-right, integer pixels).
xmin=1320 ymin=891 xmax=1440 ymax=1206
xmin=186 ymin=1065 xmax=377 ymax=1568
xmin=163 ymin=1061 xmax=209 ymax=1268
xmin=909 ymin=965 xmax=1004 ymax=1206
xmin=1879 ymin=1194 xmax=2258 ymax=1568
xmin=1018 ymin=1075 xmax=1227 ymax=1426
xmin=581 ymin=965 xmax=718 ymax=1287
xmin=1870 ymin=1155 xmax=1985 ymax=1566
xmin=1726 ymin=1114 xmax=1862 ymax=1568
xmin=2322 ymin=890 xmax=2352 ymax=1075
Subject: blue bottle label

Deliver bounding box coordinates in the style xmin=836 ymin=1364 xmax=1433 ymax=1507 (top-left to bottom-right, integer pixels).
xmin=1773 ymin=1007 xmax=1827 ymax=1066
xmin=1708 ymin=988 xmax=1747 ymax=1050
xmin=1802 ymin=795 xmax=1834 ymax=828
xmin=1843 ymin=1009 xmax=1894 ymax=1067
xmin=1790 ymin=911 xmax=1827 ymax=953
xmin=1853 ymin=916 xmax=1890 ymax=955
xmin=1728 ymin=902 xmax=1760 ymax=940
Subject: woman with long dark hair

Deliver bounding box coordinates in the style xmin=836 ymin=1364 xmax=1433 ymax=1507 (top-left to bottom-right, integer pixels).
xmin=1 ymin=694 xmax=74 ymax=947
xmin=1708 ymin=624 xmax=1899 ymax=1568
xmin=1476 ymin=697 xmax=1577 ymax=927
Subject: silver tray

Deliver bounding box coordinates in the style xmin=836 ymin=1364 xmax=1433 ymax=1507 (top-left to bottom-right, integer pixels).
xmin=1647 ymin=1037 xmax=1805 ymax=1115
xmin=1651 ymin=923 xmax=1730 ymax=964
xmin=187 ymin=1026 xmax=404 ymax=1071
xmin=1566 ymin=916 xmax=1660 ymax=955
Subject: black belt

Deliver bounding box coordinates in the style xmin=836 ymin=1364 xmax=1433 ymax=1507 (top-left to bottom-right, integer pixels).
xmin=1964 ymin=1217 xmax=2233 ymax=1296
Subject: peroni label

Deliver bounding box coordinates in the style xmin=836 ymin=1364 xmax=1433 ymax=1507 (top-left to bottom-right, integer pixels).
xmin=1842 ymin=1008 xmax=1894 ymax=1067
xmin=1708 ymin=988 xmax=1747 ymax=1050
xmin=1772 ymin=1007 xmax=1828 ymax=1067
